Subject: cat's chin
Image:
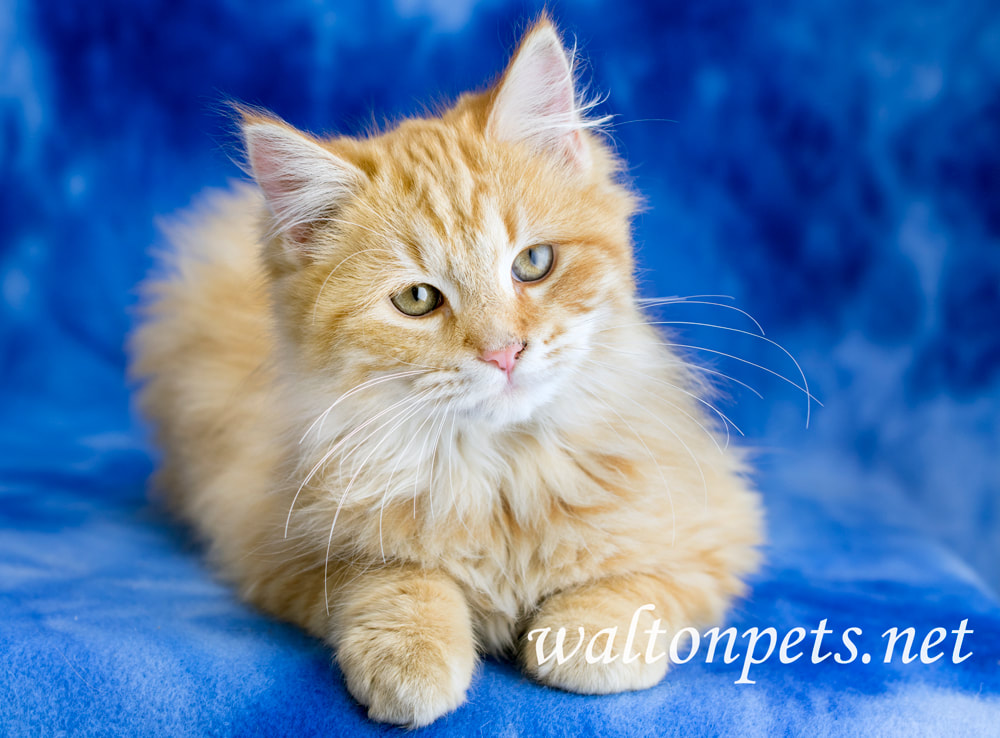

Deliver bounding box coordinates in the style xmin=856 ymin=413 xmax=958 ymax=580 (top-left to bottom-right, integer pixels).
xmin=464 ymin=377 xmax=560 ymax=429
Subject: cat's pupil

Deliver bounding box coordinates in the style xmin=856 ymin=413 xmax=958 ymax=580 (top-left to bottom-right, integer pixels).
xmin=412 ymin=285 xmax=426 ymax=302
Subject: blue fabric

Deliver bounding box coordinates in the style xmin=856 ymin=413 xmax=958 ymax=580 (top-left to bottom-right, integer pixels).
xmin=2 ymin=0 xmax=999 ymax=734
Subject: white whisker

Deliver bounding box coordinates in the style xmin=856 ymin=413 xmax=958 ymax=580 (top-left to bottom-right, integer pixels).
xmin=582 ymin=356 xmax=728 ymax=455
xmin=638 ymin=296 xmax=766 ymax=336
xmin=588 ymin=343 xmax=745 ymax=446
xmin=590 ymin=341 xmax=767 ymax=401
xmin=663 ymin=340 xmax=820 ymax=418
xmin=299 ymin=369 xmax=428 ymax=445
xmin=337 ymin=388 xmax=435 ymax=471
xmin=679 ymin=363 xmax=765 ymax=400
xmin=637 ymin=293 xmax=735 ymax=303
xmin=288 ymin=389 xmax=429 ymax=537
xmin=323 ymin=392 xmax=436 ymax=612
xmin=596 ymin=319 xmax=819 ymax=427
xmin=380 ymin=400 xmax=440 ymax=562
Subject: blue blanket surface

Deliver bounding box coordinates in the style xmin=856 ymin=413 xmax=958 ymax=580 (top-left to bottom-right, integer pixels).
xmin=2 ymin=0 xmax=999 ymax=735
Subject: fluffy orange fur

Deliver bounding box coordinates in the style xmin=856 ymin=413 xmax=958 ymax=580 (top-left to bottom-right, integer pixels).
xmin=130 ymin=16 xmax=762 ymax=727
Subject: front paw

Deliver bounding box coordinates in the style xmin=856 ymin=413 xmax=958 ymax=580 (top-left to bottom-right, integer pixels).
xmin=521 ymin=589 xmax=670 ymax=694
xmin=335 ymin=574 xmax=476 ymax=727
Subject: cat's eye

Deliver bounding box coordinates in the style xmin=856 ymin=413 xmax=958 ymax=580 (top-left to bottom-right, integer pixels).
xmin=512 ymin=244 xmax=554 ymax=283
xmin=391 ymin=283 xmax=442 ymax=316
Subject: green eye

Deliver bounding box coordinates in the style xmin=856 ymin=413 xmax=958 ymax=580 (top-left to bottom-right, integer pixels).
xmin=512 ymin=244 xmax=554 ymax=283
xmin=391 ymin=283 xmax=442 ymax=316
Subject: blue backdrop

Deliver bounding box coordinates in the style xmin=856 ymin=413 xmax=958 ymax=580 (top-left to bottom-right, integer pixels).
xmin=2 ymin=0 xmax=998 ymax=735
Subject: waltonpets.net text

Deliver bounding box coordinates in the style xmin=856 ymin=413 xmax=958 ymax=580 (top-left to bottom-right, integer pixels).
xmin=525 ymin=604 xmax=974 ymax=684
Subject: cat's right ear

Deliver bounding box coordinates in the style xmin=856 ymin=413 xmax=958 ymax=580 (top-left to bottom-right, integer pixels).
xmin=240 ymin=115 xmax=363 ymax=259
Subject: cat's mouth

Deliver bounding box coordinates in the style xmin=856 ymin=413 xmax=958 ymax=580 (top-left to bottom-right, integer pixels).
xmin=455 ymin=364 xmax=560 ymax=427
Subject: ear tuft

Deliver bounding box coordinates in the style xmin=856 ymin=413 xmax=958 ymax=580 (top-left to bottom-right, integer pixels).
xmin=487 ymin=18 xmax=599 ymax=171
xmin=241 ymin=117 xmax=363 ymax=253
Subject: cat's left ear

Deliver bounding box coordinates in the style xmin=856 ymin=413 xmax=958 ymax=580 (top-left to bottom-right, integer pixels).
xmin=487 ymin=17 xmax=591 ymax=172
xmin=240 ymin=115 xmax=364 ymax=258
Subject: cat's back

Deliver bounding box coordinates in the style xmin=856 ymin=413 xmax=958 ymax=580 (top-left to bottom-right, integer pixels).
xmin=132 ymin=183 xmax=270 ymax=388
xmin=130 ymin=184 xmax=279 ymax=527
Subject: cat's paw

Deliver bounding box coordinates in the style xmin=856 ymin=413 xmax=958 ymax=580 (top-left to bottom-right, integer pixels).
xmin=335 ymin=574 xmax=477 ymax=727
xmin=520 ymin=587 xmax=670 ymax=694
xmin=338 ymin=624 xmax=475 ymax=726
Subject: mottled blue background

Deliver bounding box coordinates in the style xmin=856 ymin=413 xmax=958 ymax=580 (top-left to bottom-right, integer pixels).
xmin=2 ymin=0 xmax=998 ymax=735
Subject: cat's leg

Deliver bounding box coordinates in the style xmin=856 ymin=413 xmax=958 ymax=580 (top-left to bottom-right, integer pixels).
xmin=332 ymin=565 xmax=478 ymax=727
xmin=520 ymin=571 xmax=739 ymax=693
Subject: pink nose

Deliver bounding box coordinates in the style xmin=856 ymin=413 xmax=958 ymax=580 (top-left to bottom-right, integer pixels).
xmin=480 ymin=341 xmax=525 ymax=379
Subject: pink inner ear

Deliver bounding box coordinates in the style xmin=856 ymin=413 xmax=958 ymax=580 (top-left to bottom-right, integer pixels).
xmin=243 ymin=122 xmax=359 ymax=249
xmin=248 ymin=141 xmax=313 ymax=243
xmin=536 ymin=48 xmax=589 ymax=168
xmin=489 ymin=27 xmax=592 ymax=172
xmin=246 ymin=143 xmax=285 ymax=203
xmin=534 ymin=45 xmax=576 ymax=117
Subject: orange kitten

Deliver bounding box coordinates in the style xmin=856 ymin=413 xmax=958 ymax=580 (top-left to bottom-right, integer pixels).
xmin=130 ymin=16 xmax=762 ymax=727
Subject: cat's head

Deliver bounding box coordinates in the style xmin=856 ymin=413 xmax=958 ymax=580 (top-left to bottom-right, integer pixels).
xmin=243 ymin=16 xmax=639 ymax=428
